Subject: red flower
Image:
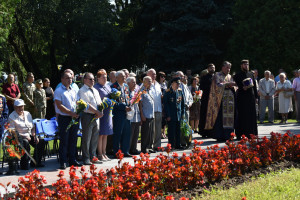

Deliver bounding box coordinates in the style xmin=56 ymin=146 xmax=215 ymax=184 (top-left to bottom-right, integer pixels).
xmin=116 ymin=150 xmax=124 ymax=160
xmin=166 ymin=196 xmax=175 ymax=200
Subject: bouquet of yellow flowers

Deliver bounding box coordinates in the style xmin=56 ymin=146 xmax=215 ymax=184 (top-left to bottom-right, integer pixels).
xmin=98 ymin=97 xmax=113 ymax=111
xmin=66 ymin=99 xmax=88 ymax=131
xmin=90 ymin=97 xmax=117 ymax=124
xmin=110 ymin=88 xmax=121 ymax=100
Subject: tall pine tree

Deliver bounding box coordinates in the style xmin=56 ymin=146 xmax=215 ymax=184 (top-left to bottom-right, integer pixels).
xmin=141 ymin=0 xmax=233 ymax=72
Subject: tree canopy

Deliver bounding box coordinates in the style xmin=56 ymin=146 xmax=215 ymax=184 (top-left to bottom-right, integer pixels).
xmin=0 ymin=0 xmax=299 ymax=85
xmin=141 ymin=0 xmax=232 ymax=72
xmin=228 ymin=0 xmax=300 ymax=76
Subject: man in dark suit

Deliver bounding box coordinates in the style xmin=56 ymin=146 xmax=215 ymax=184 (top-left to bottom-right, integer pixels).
xmin=163 ymin=77 xmax=185 ymax=149
xmin=111 ymin=71 xmax=132 ymax=157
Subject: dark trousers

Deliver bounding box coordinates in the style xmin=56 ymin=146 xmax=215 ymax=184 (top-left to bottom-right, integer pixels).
xmin=130 ymin=122 xmax=140 ymax=153
xmin=113 ymin=116 xmax=131 ymax=154
xmin=167 ymin=121 xmax=181 ymax=149
xmin=20 ymin=135 xmax=45 ymax=169
xmin=296 ymin=93 xmax=300 ymax=122
xmin=106 ymin=135 xmax=113 ymax=155
xmin=57 ymin=115 xmax=78 ymax=165
xmin=141 ymin=118 xmax=154 ymax=152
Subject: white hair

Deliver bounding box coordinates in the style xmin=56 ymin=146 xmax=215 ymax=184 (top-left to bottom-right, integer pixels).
xmin=143 ymin=76 xmax=152 ymax=82
xmin=129 ymin=72 xmax=136 ymax=77
xmin=116 ymin=70 xmax=125 ymax=77
xmin=279 ymin=72 xmax=286 ymax=78
xmin=264 ymin=70 xmax=271 ymax=75
xmin=176 ymin=71 xmax=184 ymax=77
xmin=126 ymin=76 xmax=136 ymax=84
xmin=147 ymin=68 xmax=156 ymax=75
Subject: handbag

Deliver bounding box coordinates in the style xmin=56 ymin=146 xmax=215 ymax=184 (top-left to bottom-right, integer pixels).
xmin=126 ymin=105 xmax=135 ymax=120
xmin=284 ymin=91 xmax=294 ymax=98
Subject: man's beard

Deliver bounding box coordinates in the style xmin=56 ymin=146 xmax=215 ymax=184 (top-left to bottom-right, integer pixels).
xmin=242 ymin=67 xmax=249 ymax=72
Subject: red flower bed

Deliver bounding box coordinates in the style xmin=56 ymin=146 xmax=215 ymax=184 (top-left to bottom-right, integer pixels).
xmin=1 ymin=132 xmax=299 ymax=199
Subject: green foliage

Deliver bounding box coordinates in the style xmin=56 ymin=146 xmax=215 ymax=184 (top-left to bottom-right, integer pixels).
xmin=0 ymin=0 xmax=120 ymax=85
xmin=141 ymin=0 xmax=233 ymax=71
xmin=228 ymin=0 xmax=300 ymax=76
xmin=0 ymin=0 xmax=19 ymax=44
xmin=1 ymin=0 xmax=234 ymax=82
xmin=4 ymin=0 xmax=299 ymax=84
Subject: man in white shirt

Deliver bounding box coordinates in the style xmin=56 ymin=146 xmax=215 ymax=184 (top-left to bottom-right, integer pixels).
xmin=55 ymin=72 xmax=82 ymax=169
xmin=78 ymin=72 xmax=103 ymax=165
xmin=147 ymin=69 xmax=162 ymax=152
xmin=259 ymin=70 xmax=276 ymax=123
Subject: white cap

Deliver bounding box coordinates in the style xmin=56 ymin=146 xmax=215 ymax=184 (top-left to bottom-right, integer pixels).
xmin=14 ymin=99 xmax=26 ymax=106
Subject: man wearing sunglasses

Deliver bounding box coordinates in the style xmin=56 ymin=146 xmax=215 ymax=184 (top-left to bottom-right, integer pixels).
xmin=78 ymin=72 xmax=104 ymax=165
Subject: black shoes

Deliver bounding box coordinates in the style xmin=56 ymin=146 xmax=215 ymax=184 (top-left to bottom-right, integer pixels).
xmin=148 ymin=149 xmax=157 ymax=153
xmin=129 ymin=150 xmax=140 ymax=155
xmin=69 ymin=161 xmax=83 ymax=167
xmin=60 ymin=163 xmax=67 ymax=170
xmin=141 ymin=150 xmax=149 ymax=154
xmin=124 ymin=153 xmax=132 ymax=157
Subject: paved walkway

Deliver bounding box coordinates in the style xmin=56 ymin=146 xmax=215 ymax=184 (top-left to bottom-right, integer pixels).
xmin=0 ymin=122 xmax=299 ymax=194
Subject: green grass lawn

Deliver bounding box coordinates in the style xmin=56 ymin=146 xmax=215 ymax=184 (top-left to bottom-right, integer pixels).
xmin=195 ymin=168 xmax=300 ymax=200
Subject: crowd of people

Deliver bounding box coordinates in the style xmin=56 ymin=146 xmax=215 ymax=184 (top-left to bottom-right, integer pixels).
xmin=1 ymin=59 xmax=300 ymax=174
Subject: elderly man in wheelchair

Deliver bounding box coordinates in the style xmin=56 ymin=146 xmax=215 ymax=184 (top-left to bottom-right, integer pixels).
xmin=4 ymin=99 xmax=45 ymax=175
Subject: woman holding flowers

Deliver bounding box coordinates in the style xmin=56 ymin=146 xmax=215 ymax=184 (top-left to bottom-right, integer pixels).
xmin=188 ymin=77 xmax=201 ymax=133
xmin=94 ymin=69 xmax=113 ymax=161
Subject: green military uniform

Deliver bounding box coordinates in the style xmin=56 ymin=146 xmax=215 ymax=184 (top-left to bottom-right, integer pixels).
xmin=163 ymin=82 xmax=185 ymax=149
xmin=23 ymin=81 xmax=36 ymax=115
xmin=34 ymin=88 xmax=47 ymax=119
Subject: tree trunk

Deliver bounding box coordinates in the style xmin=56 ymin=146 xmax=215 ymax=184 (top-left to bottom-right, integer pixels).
xmin=14 ymin=11 xmax=43 ymax=78
xmin=49 ymin=30 xmax=60 ymax=87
